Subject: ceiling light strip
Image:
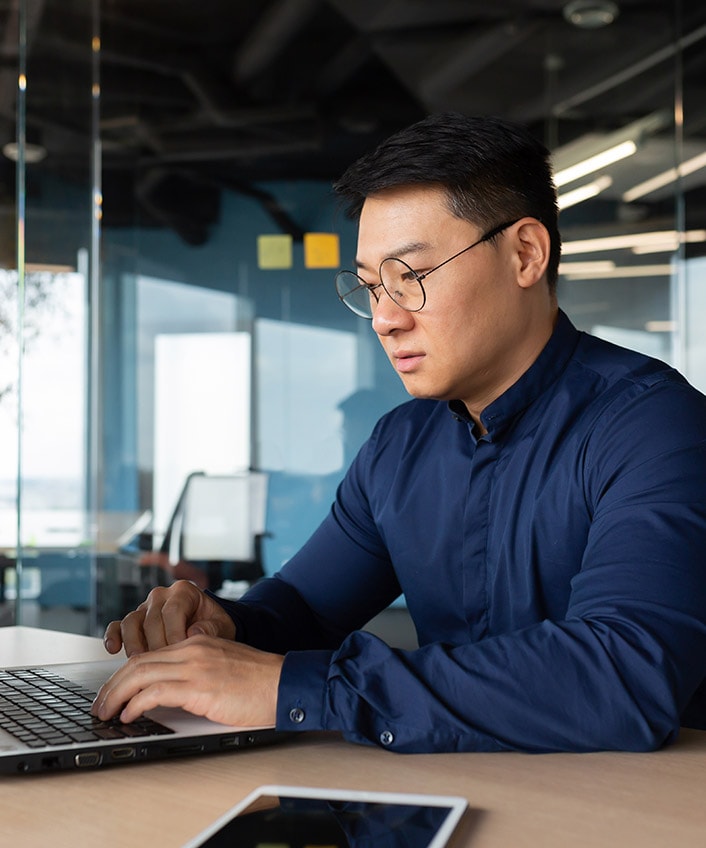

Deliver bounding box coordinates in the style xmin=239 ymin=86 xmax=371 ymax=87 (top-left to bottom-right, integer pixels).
xmin=557 ymin=176 xmax=613 ymax=209
xmin=554 ymin=141 xmax=636 ymax=187
xmin=559 ymin=260 xmax=616 ymax=275
xmin=562 ymin=229 xmax=706 ymax=255
xmin=564 ymin=264 xmax=673 ymax=280
xmin=622 ymin=150 xmax=706 ymax=202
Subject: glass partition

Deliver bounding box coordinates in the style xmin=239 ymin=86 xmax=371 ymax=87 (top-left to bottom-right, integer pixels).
xmin=2 ymin=0 xmax=704 ymax=634
xmin=1 ymin=0 xmax=99 ymax=631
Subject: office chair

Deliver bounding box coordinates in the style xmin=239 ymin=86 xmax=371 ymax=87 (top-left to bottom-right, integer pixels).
xmin=150 ymin=470 xmax=269 ymax=592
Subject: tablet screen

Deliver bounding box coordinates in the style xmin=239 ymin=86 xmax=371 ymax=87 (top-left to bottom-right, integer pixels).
xmin=184 ymin=785 xmax=468 ymax=848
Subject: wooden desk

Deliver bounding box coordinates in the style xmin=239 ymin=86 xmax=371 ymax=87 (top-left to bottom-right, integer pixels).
xmin=2 ymin=626 xmax=705 ymax=848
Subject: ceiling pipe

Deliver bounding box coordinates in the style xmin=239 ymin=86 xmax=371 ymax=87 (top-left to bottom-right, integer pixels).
xmin=552 ymin=21 xmax=706 ymax=116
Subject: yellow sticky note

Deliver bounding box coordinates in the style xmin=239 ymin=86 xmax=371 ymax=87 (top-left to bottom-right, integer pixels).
xmin=258 ymin=234 xmax=293 ymax=269
xmin=303 ymin=232 xmax=340 ymax=269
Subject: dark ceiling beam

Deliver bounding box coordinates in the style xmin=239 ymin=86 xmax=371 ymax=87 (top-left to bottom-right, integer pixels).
xmin=137 ymin=133 xmax=324 ymax=165
xmin=152 ymin=105 xmax=320 ymax=135
xmin=315 ymin=34 xmax=371 ymax=98
xmin=416 ymin=19 xmax=540 ymax=107
xmin=233 ymin=0 xmax=323 ymax=85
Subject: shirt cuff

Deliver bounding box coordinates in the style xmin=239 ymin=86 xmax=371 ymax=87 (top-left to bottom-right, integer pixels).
xmin=276 ymin=650 xmax=334 ymax=732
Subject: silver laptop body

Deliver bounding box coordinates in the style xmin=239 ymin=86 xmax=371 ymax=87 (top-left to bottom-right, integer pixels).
xmin=0 ymin=658 xmax=283 ymax=775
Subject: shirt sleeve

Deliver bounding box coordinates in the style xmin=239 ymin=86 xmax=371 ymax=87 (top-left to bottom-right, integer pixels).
xmin=274 ymin=384 xmax=706 ymax=753
xmin=210 ymin=508 xmax=403 ymax=653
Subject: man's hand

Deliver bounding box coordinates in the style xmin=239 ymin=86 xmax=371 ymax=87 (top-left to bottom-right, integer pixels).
xmin=92 ymin=635 xmax=284 ymax=728
xmin=103 ymin=580 xmax=236 ymax=657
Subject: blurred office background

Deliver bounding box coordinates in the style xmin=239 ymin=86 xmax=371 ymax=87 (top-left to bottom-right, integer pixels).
xmin=1 ymin=0 xmax=705 ymax=636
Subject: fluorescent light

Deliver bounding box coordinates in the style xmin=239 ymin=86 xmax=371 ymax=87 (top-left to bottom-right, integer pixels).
xmin=630 ymin=229 xmax=706 ymax=253
xmin=631 ymin=241 xmax=679 ymax=255
xmin=552 ymin=111 xmax=669 ymax=190
xmin=622 ymin=150 xmax=706 ymax=202
xmin=645 ymin=320 xmax=677 ymax=332
xmin=559 ymin=260 xmax=616 ymax=275
xmin=562 ymin=228 xmax=706 ymax=255
xmin=564 ymin=264 xmax=672 ymax=280
xmin=554 ymin=140 xmax=637 ymax=187
xmin=557 ymin=176 xmax=612 ymax=209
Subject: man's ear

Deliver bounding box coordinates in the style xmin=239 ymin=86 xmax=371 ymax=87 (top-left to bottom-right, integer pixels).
xmin=512 ymin=219 xmax=551 ymax=289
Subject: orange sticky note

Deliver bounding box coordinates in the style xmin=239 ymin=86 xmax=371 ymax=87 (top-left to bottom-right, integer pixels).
xmin=303 ymin=232 xmax=340 ymax=269
xmin=257 ymin=234 xmax=293 ymax=269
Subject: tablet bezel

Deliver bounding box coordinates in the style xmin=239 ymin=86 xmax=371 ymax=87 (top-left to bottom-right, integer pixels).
xmin=182 ymin=783 xmax=469 ymax=848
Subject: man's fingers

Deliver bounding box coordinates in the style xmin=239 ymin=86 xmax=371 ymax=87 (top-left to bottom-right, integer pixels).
xmin=117 ymin=680 xmax=200 ymax=724
xmin=104 ymin=608 xmax=150 ymax=657
xmin=134 ymin=583 xmax=201 ymax=652
xmin=92 ymin=636 xmax=282 ymax=728
xmin=121 ymin=605 xmax=155 ymax=655
xmin=186 ymin=618 xmax=221 ymax=638
xmin=101 ymin=581 xmax=234 ymax=659
xmin=103 ymin=620 xmax=125 ymax=654
xmin=160 ymin=586 xmax=200 ymax=646
xmin=92 ymin=649 xmax=180 ymax=719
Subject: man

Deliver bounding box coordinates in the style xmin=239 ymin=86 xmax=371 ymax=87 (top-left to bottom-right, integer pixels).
xmin=93 ymin=113 xmax=706 ymax=753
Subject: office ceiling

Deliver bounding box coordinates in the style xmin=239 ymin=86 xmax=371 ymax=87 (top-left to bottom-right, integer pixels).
xmin=1 ymin=0 xmax=706 ymax=244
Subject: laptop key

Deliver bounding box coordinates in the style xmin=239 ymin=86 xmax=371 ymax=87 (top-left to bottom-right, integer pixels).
xmin=0 ymin=668 xmax=174 ymax=748
xmin=94 ymin=727 xmax=126 ymax=740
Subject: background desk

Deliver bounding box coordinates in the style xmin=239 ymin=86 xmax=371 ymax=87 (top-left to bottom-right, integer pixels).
xmin=2 ymin=626 xmax=705 ymax=848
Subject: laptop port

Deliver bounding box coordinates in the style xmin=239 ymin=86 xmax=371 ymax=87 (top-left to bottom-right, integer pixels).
xmin=166 ymin=744 xmax=205 ymax=756
xmin=74 ymin=751 xmax=102 ymax=768
xmin=111 ymin=746 xmax=136 ymax=761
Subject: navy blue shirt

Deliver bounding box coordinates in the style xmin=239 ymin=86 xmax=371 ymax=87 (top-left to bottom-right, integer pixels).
xmin=219 ymin=311 xmax=706 ymax=753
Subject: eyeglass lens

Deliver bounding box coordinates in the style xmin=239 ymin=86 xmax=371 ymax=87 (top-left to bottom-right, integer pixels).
xmin=335 ymin=271 xmax=378 ymax=318
xmin=335 ymin=259 xmax=425 ymax=319
xmin=379 ymin=258 xmax=425 ymax=312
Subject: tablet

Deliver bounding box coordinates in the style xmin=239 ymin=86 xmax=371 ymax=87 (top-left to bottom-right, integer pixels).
xmin=182 ymin=784 xmax=468 ymax=848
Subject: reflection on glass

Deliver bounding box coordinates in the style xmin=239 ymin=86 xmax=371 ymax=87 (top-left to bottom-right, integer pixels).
xmin=195 ymin=794 xmax=457 ymax=848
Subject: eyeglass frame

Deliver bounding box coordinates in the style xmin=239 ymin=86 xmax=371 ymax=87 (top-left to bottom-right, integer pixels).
xmin=335 ymin=218 xmax=521 ymax=319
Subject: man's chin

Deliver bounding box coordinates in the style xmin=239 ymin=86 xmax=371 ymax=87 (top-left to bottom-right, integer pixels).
xmin=399 ymin=380 xmax=445 ymax=402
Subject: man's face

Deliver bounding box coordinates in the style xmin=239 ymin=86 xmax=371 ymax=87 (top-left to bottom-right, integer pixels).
xmin=355 ymin=184 xmax=548 ymax=420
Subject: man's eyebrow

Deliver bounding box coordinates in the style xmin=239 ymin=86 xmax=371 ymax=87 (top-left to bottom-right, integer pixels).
xmin=355 ymin=241 xmax=431 ymax=271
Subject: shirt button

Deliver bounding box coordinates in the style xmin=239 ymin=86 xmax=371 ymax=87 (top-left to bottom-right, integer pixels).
xmin=379 ymin=730 xmax=394 ymax=746
xmin=289 ymin=707 xmax=306 ymax=724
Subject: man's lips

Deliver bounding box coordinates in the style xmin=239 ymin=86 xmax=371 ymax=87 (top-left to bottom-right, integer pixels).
xmin=393 ymin=351 xmax=425 ymax=373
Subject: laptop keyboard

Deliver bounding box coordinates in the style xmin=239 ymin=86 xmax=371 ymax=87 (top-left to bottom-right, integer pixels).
xmin=0 ymin=667 xmax=174 ymax=749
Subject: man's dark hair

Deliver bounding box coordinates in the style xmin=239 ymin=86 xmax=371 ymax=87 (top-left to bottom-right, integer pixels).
xmin=334 ymin=112 xmax=561 ymax=291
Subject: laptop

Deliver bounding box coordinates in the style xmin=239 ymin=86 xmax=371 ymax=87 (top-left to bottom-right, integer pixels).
xmin=0 ymin=657 xmax=283 ymax=775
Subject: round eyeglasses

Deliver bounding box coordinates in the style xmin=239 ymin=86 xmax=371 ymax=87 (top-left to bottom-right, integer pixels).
xmin=335 ymin=219 xmax=520 ymax=319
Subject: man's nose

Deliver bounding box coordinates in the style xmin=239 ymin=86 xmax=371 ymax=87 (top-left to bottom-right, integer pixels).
xmin=371 ymin=289 xmax=415 ymax=335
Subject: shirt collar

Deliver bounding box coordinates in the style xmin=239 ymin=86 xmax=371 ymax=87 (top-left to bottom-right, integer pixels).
xmin=448 ymin=309 xmax=580 ymax=439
